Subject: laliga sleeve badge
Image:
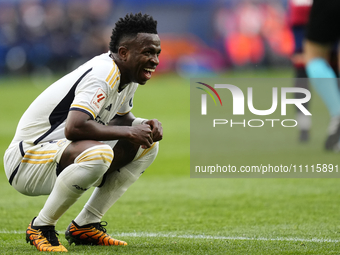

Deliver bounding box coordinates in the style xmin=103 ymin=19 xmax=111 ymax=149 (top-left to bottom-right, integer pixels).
xmin=91 ymin=88 xmax=107 ymax=112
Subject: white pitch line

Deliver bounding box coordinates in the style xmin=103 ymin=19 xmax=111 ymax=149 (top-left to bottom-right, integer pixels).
xmin=0 ymin=230 xmax=339 ymax=243
xmin=113 ymin=232 xmax=340 ymax=243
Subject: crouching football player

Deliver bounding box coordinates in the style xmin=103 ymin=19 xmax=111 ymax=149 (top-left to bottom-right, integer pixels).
xmin=3 ymin=13 xmax=162 ymax=252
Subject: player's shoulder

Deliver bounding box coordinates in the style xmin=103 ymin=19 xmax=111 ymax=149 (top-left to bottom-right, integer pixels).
xmin=86 ymin=52 xmax=120 ymax=84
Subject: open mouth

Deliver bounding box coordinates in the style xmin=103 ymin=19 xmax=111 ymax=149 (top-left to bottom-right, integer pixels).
xmin=143 ymin=68 xmax=155 ymax=80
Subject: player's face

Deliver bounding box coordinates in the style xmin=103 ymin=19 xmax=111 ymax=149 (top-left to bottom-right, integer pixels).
xmin=126 ymin=33 xmax=161 ymax=85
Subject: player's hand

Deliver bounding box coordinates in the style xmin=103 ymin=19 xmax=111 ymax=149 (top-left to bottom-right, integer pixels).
xmin=129 ymin=124 xmax=154 ymax=148
xmin=144 ymin=119 xmax=163 ymax=143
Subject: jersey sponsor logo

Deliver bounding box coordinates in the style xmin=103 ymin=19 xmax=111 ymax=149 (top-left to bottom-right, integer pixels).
xmin=91 ymin=88 xmax=107 ymax=112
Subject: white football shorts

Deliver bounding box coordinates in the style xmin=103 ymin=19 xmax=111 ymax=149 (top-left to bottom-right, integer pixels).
xmin=4 ymin=138 xmax=120 ymax=196
xmin=4 ymin=139 xmax=72 ymax=196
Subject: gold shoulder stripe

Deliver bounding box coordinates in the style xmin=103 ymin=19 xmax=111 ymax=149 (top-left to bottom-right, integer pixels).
xmin=111 ymin=76 xmax=120 ymax=89
xmin=105 ymin=64 xmax=117 ymax=82
xmin=109 ymin=71 xmax=119 ymax=86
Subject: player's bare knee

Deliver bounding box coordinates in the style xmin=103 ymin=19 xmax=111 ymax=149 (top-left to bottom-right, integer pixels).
xmin=116 ymin=142 xmax=159 ymax=181
xmin=108 ymin=140 xmax=140 ymax=172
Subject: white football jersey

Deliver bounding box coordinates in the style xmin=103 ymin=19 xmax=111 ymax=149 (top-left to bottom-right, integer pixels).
xmin=10 ymin=52 xmax=138 ymax=146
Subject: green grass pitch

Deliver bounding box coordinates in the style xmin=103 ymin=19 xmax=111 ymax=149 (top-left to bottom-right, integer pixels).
xmin=0 ymin=69 xmax=339 ymax=254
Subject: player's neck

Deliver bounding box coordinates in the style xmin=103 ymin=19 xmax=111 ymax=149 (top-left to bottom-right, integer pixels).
xmin=110 ymin=53 xmax=130 ymax=89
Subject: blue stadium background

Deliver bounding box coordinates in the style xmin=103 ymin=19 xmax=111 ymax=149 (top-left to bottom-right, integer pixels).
xmin=0 ymin=0 xmax=291 ymax=77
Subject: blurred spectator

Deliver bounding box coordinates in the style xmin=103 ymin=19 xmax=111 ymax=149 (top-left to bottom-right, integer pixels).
xmin=214 ymin=1 xmax=294 ymax=68
xmin=0 ymin=0 xmax=296 ymax=77
xmin=0 ymin=0 xmax=113 ymax=75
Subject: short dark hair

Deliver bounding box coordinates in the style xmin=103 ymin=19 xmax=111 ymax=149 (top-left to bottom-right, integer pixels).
xmin=109 ymin=13 xmax=158 ymax=53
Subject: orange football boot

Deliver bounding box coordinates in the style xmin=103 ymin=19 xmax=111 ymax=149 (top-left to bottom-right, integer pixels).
xmin=65 ymin=220 xmax=127 ymax=246
xmin=26 ymin=218 xmax=67 ymax=252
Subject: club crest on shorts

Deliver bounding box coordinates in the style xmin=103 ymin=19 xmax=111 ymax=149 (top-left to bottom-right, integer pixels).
xmin=57 ymin=140 xmax=67 ymax=147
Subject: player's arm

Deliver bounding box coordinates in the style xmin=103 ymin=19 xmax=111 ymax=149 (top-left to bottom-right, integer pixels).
xmin=109 ymin=112 xmax=163 ymax=143
xmin=109 ymin=112 xmax=136 ymax=126
xmin=65 ymin=110 xmax=154 ymax=148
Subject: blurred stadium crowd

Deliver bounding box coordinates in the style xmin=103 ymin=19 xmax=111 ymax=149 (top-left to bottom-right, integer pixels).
xmin=0 ymin=0 xmax=292 ymax=77
xmin=0 ymin=0 xmax=113 ymax=75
